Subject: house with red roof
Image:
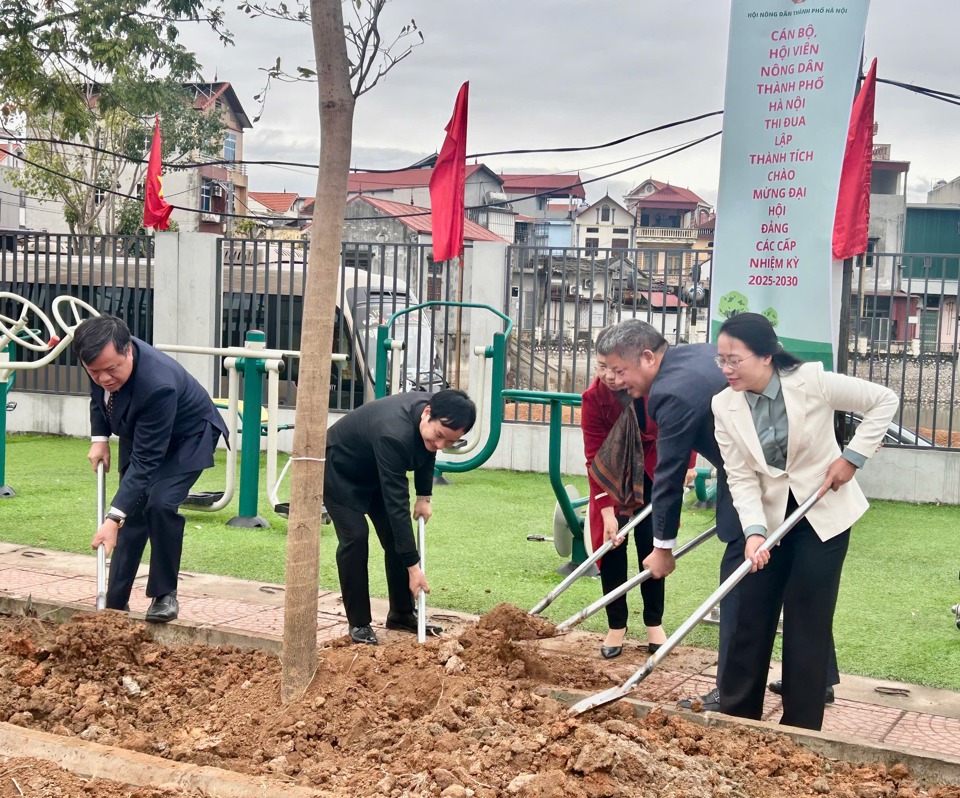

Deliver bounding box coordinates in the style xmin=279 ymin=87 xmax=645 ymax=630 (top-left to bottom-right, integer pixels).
xmin=572 ymin=194 xmax=636 ymax=254
xmin=499 ymin=172 xmax=585 ymax=249
xmin=347 ymin=163 xmax=515 ymax=243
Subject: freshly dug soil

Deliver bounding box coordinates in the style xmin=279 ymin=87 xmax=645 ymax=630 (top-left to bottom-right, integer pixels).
xmin=0 ymin=603 xmax=956 ymax=798
xmin=0 ymin=757 xmax=208 ymax=797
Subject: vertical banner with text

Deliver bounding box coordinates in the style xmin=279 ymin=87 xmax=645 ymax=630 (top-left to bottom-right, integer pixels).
xmin=710 ymin=0 xmax=870 ymax=366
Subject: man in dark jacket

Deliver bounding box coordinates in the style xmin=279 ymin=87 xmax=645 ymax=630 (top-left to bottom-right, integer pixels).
xmin=324 ymin=388 xmax=476 ymax=645
xmin=75 ymin=316 xmax=228 ymax=623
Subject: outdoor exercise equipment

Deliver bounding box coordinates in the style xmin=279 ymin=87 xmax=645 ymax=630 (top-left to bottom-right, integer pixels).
xmin=567 ymin=492 xmax=820 ymax=715
xmin=500 ymin=388 xmax=596 ymax=577
xmin=691 ymin=466 xmax=717 ymax=509
xmin=0 ymin=292 xmax=80 ymax=497
xmin=157 ymin=331 xmax=308 ymax=527
xmin=95 ymin=461 xmax=107 ymax=610
xmin=530 ymin=505 xmax=654 ymax=615
xmin=555 ymin=524 xmax=718 ymax=631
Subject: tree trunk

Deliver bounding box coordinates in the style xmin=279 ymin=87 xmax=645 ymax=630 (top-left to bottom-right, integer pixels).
xmin=281 ymin=0 xmax=356 ymax=702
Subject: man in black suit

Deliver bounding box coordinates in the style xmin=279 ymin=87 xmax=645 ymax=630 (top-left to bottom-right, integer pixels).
xmin=74 ymin=316 xmax=228 ymax=623
xmin=324 ymin=388 xmax=476 ymax=645
xmin=598 ymin=319 xmax=838 ymax=710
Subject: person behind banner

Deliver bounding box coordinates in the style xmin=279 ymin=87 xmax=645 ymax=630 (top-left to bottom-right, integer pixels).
xmin=581 ymin=329 xmax=696 ymax=659
xmin=76 ymin=316 xmax=229 ymax=622
xmin=324 ymin=388 xmax=476 ymax=646
xmin=712 ymin=313 xmax=897 ymax=731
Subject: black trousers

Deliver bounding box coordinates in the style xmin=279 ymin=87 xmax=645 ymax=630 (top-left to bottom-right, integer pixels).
xmin=719 ymin=496 xmax=849 ymax=731
xmin=327 ymin=491 xmax=415 ymax=628
xmin=599 ymin=473 xmax=664 ymax=629
xmin=106 ymin=470 xmax=202 ymax=609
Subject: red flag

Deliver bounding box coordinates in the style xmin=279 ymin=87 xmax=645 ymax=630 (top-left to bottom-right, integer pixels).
xmin=143 ymin=115 xmax=173 ymax=231
xmin=832 ymin=58 xmax=877 ymax=260
xmin=429 ymin=82 xmax=469 ymax=262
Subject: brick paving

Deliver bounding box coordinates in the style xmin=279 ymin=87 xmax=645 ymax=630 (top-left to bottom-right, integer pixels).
xmin=1 ymin=545 xmax=959 ymax=762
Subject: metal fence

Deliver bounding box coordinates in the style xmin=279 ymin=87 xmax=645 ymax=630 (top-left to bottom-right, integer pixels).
xmin=0 ymin=232 xmax=153 ymax=395
xmin=220 ymin=239 xmax=463 ymax=411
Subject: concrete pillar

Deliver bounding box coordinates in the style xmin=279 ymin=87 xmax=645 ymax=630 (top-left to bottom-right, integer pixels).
xmin=152 ymin=233 xmax=221 ymax=393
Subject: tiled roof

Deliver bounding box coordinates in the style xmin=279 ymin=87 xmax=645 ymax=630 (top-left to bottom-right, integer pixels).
xmin=248 ymin=192 xmax=300 ymax=213
xmin=189 ymin=82 xmax=252 ymax=129
xmin=347 ymin=195 xmax=507 ymax=243
xmin=499 ymin=173 xmax=586 ymax=200
xmin=638 ymin=290 xmax=687 ymax=308
xmin=347 ymin=164 xmax=487 ymax=193
xmin=635 ymin=184 xmax=708 ymax=207
xmin=625 ymin=179 xmax=668 ymax=198
xmin=0 ymin=144 xmax=10 ymax=165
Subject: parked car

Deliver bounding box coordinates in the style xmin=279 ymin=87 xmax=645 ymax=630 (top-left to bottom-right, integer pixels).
xmin=842 ymin=412 xmax=933 ymax=448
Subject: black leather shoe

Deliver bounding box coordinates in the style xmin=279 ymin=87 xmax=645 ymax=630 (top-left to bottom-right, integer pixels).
xmin=678 ymin=688 xmax=720 ymax=712
xmin=385 ymin=611 xmax=442 ymax=636
xmin=349 ymin=624 xmax=378 ymax=645
xmin=144 ymin=592 xmax=178 ymax=624
xmin=647 ymin=643 xmax=663 ymax=654
xmin=767 ymin=679 xmax=835 ymax=704
xmin=600 ymin=644 xmax=623 ymax=659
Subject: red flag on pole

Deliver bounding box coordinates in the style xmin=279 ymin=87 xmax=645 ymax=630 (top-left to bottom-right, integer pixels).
xmin=832 ymin=58 xmax=877 ymax=260
xmin=143 ymin=115 xmax=173 ymax=231
xmin=429 ymin=82 xmax=469 ymax=262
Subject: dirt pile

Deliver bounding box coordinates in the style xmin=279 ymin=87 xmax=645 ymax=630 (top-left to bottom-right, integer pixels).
xmin=0 ymin=607 xmax=956 ymax=797
xmin=0 ymin=757 xmax=208 ymax=797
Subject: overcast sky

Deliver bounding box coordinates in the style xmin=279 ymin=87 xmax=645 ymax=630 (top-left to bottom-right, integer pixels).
xmin=181 ymin=0 xmax=960 ymax=208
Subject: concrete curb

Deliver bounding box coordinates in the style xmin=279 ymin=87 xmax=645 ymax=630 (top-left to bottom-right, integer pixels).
xmin=0 ymin=723 xmax=330 ymax=797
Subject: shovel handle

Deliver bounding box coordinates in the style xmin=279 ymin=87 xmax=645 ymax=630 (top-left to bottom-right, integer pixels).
xmin=568 ymin=493 xmax=820 ymax=715
xmin=96 ymin=461 xmax=107 ymax=610
xmin=417 ymin=516 xmax=426 ymax=644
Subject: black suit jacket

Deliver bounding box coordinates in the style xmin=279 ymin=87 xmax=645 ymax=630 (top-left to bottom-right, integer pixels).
xmin=646 ymin=343 xmax=742 ymax=544
xmin=324 ymin=392 xmax=435 ymax=567
xmin=89 ymin=338 xmax=229 ymax=514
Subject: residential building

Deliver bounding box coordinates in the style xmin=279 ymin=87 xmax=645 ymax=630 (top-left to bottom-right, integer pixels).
xmin=572 ymin=195 xmax=635 ymax=254
xmin=500 ymin=173 xmax=585 ymax=248
xmin=165 ymin=82 xmax=252 ymax=236
xmin=623 ymin=180 xmax=712 ymax=287
xmin=347 ymin=164 xmax=515 ymax=243
xmin=243 ymin=192 xmax=305 ymax=236
xmin=0 ymin=143 xmax=23 ymax=234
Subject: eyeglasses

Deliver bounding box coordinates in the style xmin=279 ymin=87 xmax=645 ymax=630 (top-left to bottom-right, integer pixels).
xmin=714 ymin=355 xmax=755 ymax=370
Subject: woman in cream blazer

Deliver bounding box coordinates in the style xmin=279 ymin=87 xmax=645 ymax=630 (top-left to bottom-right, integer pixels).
xmin=711 ymin=313 xmax=898 ymax=731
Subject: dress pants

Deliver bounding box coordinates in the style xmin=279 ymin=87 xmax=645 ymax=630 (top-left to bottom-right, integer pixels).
xmin=719 ymin=494 xmax=849 ymax=731
xmin=106 ymin=470 xmax=202 ymax=610
xmin=327 ymin=491 xmax=415 ymax=628
xmin=599 ymin=473 xmax=664 ymax=630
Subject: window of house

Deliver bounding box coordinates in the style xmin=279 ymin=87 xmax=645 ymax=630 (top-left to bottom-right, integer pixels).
xmin=613 ymin=227 xmax=629 ymax=235
xmin=223 ymin=132 xmax=237 ymax=162
xmin=94 ymin=186 xmax=106 ymax=206
xmin=612 ymin=238 xmax=629 ymax=250
xmin=200 ymin=180 xmax=213 ymax=212
xmin=862 ymin=237 xmax=880 ymax=268
xmin=585 ymin=237 xmax=599 ymax=254
xmin=511 ymin=286 xmax=520 ymax=298
xmin=427 ymin=276 xmax=443 ymax=301
xmin=600 ymin=205 xmax=610 ymax=222
xmin=666 ymin=252 xmax=682 ymax=275
xmin=586 ymin=227 xmax=599 ymax=234
xmin=640 ymin=214 xmax=650 ymax=226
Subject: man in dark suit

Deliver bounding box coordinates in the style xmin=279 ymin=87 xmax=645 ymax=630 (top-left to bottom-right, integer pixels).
xmin=596 ymin=319 xmax=741 ymax=711
xmin=324 ymin=388 xmax=476 ymax=645
xmin=74 ymin=316 xmax=228 ymax=623
xmin=598 ymin=319 xmax=839 ymax=710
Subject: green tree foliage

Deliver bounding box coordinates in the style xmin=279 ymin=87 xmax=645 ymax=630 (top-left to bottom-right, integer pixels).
xmin=14 ymin=75 xmax=226 ymax=235
xmin=762 ymin=306 xmax=779 ymax=327
xmin=0 ymin=0 xmax=231 ymax=137
xmin=718 ymin=291 xmax=749 ymax=318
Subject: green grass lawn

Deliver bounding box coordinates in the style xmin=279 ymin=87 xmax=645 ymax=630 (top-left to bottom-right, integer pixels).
xmin=3 ymin=432 xmax=960 ymax=690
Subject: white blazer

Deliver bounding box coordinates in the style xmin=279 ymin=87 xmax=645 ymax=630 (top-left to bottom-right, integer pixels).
xmin=712 ymin=362 xmax=899 ymax=542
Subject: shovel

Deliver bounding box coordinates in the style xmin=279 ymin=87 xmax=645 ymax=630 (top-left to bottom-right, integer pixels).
xmin=417 ymin=516 xmax=426 ymax=644
xmin=530 ymin=505 xmax=654 ymax=616
xmin=95 ymin=461 xmax=107 ymax=610
xmin=555 ymin=524 xmax=717 ymax=632
xmin=568 ymin=492 xmax=819 ymax=715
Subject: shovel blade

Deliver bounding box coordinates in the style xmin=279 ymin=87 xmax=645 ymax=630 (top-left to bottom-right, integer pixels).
xmin=568 ymin=683 xmax=635 ymax=715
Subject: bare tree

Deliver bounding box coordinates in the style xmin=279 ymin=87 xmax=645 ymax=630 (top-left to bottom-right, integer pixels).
xmin=281 ymin=0 xmax=421 ymax=702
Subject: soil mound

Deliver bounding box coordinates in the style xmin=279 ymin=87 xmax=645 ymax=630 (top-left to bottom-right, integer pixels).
xmin=0 ymin=611 xmax=956 ymax=798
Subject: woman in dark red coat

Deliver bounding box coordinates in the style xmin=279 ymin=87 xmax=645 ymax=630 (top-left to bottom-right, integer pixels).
xmin=581 ymin=350 xmax=694 ymax=658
